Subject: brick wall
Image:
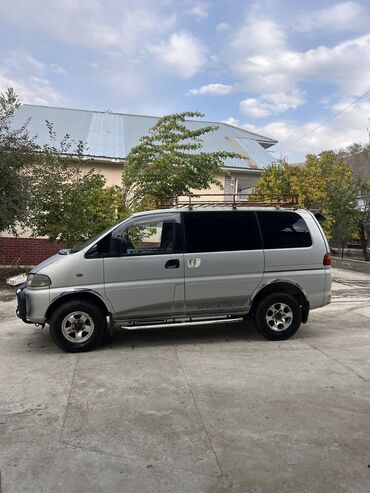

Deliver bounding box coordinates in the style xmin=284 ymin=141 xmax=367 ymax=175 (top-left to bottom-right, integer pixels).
xmin=0 ymin=237 xmax=63 ymax=266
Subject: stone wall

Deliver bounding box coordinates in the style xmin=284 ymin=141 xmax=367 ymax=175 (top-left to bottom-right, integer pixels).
xmin=332 ymin=256 xmax=370 ymax=274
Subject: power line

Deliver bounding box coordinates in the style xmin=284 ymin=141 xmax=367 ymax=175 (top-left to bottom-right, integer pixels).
xmin=272 ymin=88 xmax=370 ymax=153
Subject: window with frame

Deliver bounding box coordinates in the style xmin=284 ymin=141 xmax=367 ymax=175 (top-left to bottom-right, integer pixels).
xmin=184 ymin=211 xmax=262 ymax=253
xmin=257 ymin=211 xmax=312 ymax=249
xmin=118 ymin=220 xmax=176 ymax=255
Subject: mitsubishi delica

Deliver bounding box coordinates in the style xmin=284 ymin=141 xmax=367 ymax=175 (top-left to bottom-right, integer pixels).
xmin=16 ymin=200 xmax=332 ymax=352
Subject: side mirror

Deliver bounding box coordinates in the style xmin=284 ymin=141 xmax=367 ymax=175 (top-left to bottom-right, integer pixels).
xmin=109 ymin=236 xmax=128 ymax=256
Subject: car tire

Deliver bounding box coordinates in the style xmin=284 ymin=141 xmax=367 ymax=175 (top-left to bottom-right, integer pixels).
xmin=49 ymin=299 xmax=106 ymax=352
xmin=254 ymin=293 xmax=302 ymax=341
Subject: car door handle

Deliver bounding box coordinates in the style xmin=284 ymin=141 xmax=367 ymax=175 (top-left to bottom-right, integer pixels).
xmin=165 ymin=259 xmax=180 ymax=269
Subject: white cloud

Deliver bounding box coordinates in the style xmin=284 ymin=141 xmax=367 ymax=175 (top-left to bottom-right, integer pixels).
xmin=242 ymin=100 xmax=370 ymax=162
xmin=240 ymin=98 xmax=273 ymax=118
xmin=150 ymin=31 xmax=207 ymax=78
xmin=0 ymin=1 xmax=176 ymax=55
xmin=189 ymin=83 xmax=233 ymax=95
xmin=0 ymin=0 xmax=188 ymax=102
xmin=231 ymin=31 xmax=370 ymax=95
xmin=0 ymin=73 xmax=63 ymax=106
xmin=232 ymin=16 xmax=286 ymax=55
xmin=190 ymin=4 xmax=208 ymax=21
xmin=296 ymin=1 xmax=369 ymax=33
xmin=222 ymin=117 xmax=240 ymax=126
xmin=240 ymin=91 xmax=305 ymax=118
xmin=265 ymin=91 xmax=306 ymax=111
xmin=221 ymin=11 xmax=370 ymax=157
xmin=50 ymin=64 xmax=68 ymax=76
xmin=181 ymin=0 xmax=208 ymax=21
xmin=0 ymin=51 xmax=63 ymax=105
xmin=4 ymin=51 xmax=45 ymax=76
xmin=216 ymin=22 xmax=231 ymax=33
xmin=117 ymin=8 xmax=176 ymax=54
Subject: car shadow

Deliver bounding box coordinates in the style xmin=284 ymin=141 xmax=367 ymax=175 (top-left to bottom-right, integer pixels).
xmin=23 ymin=319 xmax=265 ymax=354
xmin=101 ymin=319 xmax=264 ymax=350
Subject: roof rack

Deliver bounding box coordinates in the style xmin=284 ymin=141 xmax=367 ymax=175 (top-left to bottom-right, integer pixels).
xmin=157 ymin=194 xmax=299 ymax=210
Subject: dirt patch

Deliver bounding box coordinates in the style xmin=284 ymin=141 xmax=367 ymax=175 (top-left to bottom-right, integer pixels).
xmin=0 ymin=290 xmax=16 ymax=302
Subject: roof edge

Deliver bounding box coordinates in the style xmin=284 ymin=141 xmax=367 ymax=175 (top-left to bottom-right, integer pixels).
xmin=219 ymin=120 xmax=277 ymax=145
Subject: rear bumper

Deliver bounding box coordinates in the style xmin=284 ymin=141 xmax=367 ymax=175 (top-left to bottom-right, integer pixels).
xmin=323 ymin=268 xmax=332 ymax=306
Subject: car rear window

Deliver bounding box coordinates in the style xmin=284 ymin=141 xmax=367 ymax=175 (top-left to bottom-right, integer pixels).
xmin=184 ymin=211 xmax=262 ymax=253
xmin=257 ymin=211 xmax=312 ymax=249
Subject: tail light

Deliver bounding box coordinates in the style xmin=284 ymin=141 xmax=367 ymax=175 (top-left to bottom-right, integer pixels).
xmin=323 ymin=252 xmax=332 ymax=266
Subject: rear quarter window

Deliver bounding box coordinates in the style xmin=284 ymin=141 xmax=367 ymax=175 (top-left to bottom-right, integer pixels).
xmin=184 ymin=211 xmax=262 ymax=253
xmin=257 ymin=211 xmax=312 ymax=249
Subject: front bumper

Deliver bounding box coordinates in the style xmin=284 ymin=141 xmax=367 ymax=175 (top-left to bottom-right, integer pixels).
xmin=16 ymin=284 xmax=49 ymax=324
xmin=16 ymin=284 xmax=31 ymax=323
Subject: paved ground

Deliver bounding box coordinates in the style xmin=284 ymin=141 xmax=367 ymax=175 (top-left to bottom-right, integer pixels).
xmin=0 ymin=268 xmax=369 ymax=493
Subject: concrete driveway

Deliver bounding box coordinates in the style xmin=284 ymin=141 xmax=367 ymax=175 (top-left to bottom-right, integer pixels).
xmin=0 ymin=268 xmax=369 ymax=492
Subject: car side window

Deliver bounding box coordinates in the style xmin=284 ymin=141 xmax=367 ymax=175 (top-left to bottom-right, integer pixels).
xmin=257 ymin=211 xmax=312 ymax=249
xmin=116 ymin=220 xmax=176 ymax=256
xmin=184 ymin=211 xmax=262 ymax=253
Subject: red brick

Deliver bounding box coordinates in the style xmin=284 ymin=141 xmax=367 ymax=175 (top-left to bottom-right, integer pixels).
xmin=0 ymin=237 xmax=64 ymax=266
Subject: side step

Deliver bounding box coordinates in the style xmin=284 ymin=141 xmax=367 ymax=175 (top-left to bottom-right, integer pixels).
xmin=121 ymin=317 xmax=243 ymax=330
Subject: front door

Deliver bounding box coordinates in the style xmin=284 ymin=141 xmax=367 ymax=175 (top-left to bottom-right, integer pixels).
xmin=183 ymin=211 xmax=264 ymax=316
xmin=104 ymin=213 xmax=184 ymax=321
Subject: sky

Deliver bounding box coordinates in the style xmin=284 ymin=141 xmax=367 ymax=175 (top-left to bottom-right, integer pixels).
xmin=0 ymin=0 xmax=370 ymax=162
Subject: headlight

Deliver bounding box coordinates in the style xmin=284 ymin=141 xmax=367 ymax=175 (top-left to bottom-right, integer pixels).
xmin=26 ymin=273 xmax=51 ymax=288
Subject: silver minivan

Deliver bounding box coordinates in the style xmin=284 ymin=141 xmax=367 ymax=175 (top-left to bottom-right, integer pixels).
xmin=16 ymin=206 xmax=332 ymax=352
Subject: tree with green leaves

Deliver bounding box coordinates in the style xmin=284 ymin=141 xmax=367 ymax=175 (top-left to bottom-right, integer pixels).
xmin=356 ymin=180 xmax=370 ymax=261
xmin=122 ymin=111 xmax=240 ymax=209
xmin=25 ymin=122 xmax=125 ymax=247
xmin=328 ymin=181 xmax=358 ymax=257
xmin=252 ymin=158 xmax=300 ymax=198
xmin=0 ymin=87 xmax=38 ymax=233
xmin=254 ymin=151 xmax=358 ymax=243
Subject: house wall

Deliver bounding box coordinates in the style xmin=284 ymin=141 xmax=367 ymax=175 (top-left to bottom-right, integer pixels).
xmin=183 ymin=173 xmax=226 ymax=203
xmin=83 ymin=163 xmax=232 ymax=197
xmin=82 ymin=162 xmax=262 ymax=197
xmin=83 ymin=160 xmax=123 ymax=186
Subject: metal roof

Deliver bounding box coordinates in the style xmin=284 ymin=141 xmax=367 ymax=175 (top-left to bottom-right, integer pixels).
xmin=234 ymin=138 xmax=275 ymax=168
xmin=11 ymin=104 xmax=277 ymax=170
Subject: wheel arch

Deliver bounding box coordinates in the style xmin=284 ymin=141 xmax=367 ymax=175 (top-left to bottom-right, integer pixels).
xmin=250 ymin=280 xmax=310 ymax=323
xmin=45 ymin=290 xmax=110 ymax=322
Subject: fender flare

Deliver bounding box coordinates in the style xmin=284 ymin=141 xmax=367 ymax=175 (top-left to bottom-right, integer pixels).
xmin=46 ymin=288 xmax=113 ymax=321
xmin=248 ymin=278 xmax=310 ymax=323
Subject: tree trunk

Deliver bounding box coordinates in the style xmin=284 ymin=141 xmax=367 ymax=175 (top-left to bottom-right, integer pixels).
xmin=359 ymin=221 xmax=369 ymax=261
